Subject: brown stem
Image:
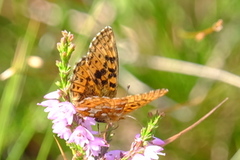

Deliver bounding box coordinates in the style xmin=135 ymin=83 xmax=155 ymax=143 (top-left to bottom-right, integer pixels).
xmin=163 ymin=97 xmax=228 ymax=146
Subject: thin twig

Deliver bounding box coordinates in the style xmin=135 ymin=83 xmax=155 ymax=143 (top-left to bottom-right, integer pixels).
xmin=53 ymin=135 xmax=68 ymax=160
xmin=163 ymin=97 xmax=228 ymax=146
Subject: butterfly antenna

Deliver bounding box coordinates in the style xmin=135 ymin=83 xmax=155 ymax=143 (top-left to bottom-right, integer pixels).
xmin=125 ymin=115 xmax=144 ymax=128
xmin=126 ymin=84 xmax=131 ymax=95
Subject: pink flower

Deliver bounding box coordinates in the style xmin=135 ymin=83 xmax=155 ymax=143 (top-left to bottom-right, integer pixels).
xmin=88 ymin=137 xmax=108 ymax=156
xmin=68 ymin=126 xmax=107 ymax=157
xmin=128 ymin=134 xmax=165 ymax=160
xmin=44 ymin=90 xmax=61 ymax=99
xmin=38 ymin=97 xmax=76 ymax=140
xmin=51 ymin=102 xmax=76 ymax=125
xmin=68 ymin=126 xmax=94 ymax=146
xmin=38 ymin=90 xmax=107 ymax=158
xmin=144 ymin=145 xmax=165 ymax=159
xmin=78 ymin=117 xmax=98 ymax=134
xmin=105 ymin=150 xmax=126 ymax=160
xmin=149 ymin=137 xmax=165 ymax=146
xmin=52 ymin=121 xmax=72 ymax=140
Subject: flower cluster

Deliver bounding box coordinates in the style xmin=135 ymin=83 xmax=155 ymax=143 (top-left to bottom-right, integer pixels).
xmin=104 ymin=135 xmax=165 ymax=160
xmin=38 ymin=90 xmax=166 ymax=159
xmin=130 ymin=135 xmax=165 ymax=159
xmin=38 ymin=90 xmax=107 ymax=158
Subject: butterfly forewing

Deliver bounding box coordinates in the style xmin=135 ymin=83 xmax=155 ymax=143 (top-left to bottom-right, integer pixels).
xmin=70 ymin=26 xmax=119 ymax=103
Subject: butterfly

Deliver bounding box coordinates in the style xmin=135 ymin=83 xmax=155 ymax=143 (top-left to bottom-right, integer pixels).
xmin=70 ymin=26 xmax=168 ymax=123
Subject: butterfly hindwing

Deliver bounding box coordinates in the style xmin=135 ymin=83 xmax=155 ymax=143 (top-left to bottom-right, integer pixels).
xmin=75 ymin=89 xmax=168 ymax=122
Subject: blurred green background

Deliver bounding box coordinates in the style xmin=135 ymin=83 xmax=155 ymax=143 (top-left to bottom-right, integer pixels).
xmin=0 ymin=0 xmax=240 ymax=159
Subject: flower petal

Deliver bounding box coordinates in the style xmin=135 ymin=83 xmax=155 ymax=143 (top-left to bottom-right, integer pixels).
xmin=44 ymin=90 xmax=61 ymax=99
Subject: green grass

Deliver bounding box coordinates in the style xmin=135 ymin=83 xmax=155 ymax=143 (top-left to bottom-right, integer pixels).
xmin=0 ymin=0 xmax=240 ymax=159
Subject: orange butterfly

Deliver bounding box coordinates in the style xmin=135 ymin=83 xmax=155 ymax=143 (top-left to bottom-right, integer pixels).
xmin=70 ymin=26 xmax=168 ymax=122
